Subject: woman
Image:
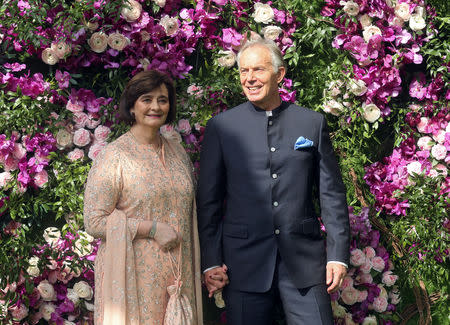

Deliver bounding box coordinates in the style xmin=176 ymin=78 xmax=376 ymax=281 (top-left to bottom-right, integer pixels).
xmin=84 ymin=70 xmax=203 ymax=324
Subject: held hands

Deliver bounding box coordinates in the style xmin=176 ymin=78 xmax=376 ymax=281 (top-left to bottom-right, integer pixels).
xmin=153 ymin=222 xmax=180 ymax=252
xmin=204 ymin=265 xmax=229 ymax=298
xmin=326 ymin=262 xmax=347 ymax=294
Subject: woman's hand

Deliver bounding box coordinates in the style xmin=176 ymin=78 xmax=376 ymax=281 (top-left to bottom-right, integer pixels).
xmin=153 ymin=222 xmax=180 ymax=251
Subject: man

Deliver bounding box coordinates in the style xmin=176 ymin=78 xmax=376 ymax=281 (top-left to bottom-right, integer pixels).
xmin=197 ymin=38 xmax=350 ymax=324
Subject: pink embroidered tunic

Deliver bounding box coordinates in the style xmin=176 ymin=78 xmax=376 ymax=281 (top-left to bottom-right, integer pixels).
xmin=84 ymin=132 xmax=203 ymax=325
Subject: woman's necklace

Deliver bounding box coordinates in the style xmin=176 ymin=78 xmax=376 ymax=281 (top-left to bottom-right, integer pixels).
xmin=129 ymin=129 xmax=162 ymax=156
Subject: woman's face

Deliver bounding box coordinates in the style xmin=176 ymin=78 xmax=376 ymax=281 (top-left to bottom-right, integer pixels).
xmin=130 ymin=84 xmax=170 ymax=130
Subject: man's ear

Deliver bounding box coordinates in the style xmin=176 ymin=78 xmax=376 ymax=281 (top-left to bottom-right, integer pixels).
xmin=277 ymin=66 xmax=286 ymax=84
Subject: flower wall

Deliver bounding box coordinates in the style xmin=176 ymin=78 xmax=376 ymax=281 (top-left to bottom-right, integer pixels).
xmin=0 ymin=0 xmax=448 ymax=324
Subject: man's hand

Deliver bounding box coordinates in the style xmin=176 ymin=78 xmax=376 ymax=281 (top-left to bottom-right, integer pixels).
xmin=204 ymin=265 xmax=229 ymax=298
xmin=326 ymin=262 xmax=347 ymax=294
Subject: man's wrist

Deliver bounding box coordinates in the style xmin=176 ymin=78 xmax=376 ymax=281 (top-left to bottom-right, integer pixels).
xmin=203 ymin=265 xmax=221 ymax=273
xmin=327 ymin=261 xmax=348 ymax=268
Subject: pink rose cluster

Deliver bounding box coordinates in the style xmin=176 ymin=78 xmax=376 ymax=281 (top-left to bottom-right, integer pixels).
xmin=0 ymin=132 xmax=56 ymax=193
xmin=330 ymin=207 xmax=399 ymax=324
xmin=364 ymin=106 xmax=449 ymax=216
xmin=1 ymin=230 xmax=98 ymax=324
xmin=0 ymin=63 xmax=50 ymax=99
xmin=62 ymin=88 xmax=113 ymax=161
xmin=321 ymin=0 xmax=436 ymax=120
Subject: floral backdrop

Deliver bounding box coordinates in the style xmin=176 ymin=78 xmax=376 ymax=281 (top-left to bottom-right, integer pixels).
xmin=0 ymin=0 xmax=448 ymax=324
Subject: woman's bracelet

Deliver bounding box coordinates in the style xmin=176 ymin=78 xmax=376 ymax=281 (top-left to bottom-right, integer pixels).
xmin=148 ymin=220 xmax=157 ymax=239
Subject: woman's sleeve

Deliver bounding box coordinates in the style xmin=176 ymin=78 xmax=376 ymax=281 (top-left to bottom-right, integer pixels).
xmin=83 ymin=146 xmax=139 ymax=240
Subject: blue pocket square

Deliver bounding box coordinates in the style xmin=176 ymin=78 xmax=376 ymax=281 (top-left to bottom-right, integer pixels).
xmin=294 ymin=136 xmax=314 ymax=150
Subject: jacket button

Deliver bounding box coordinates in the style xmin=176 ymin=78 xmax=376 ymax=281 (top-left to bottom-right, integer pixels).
xmin=272 ymin=173 xmax=278 ymax=179
xmin=273 ymin=201 xmax=279 ymax=207
xmin=268 ymin=120 xmax=273 ymax=126
xmin=275 ymin=229 xmax=280 ymax=235
xmin=270 ymin=147 xmax=276 ymax=152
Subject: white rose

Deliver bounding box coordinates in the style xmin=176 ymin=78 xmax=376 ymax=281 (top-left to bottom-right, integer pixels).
xmin=431 ymin=144 xmax=447 ymax=160
xmin=252 ymin=2 xmax=274 ymax=24
xmin=0 ymin=171 xmax=13 ymax=188
xmin=217 ymin=50 xmax=236 ymax=67
xmin=160 ymin=15 xmax=179 ymax=36
xmin=74 ymin=238 xmax=93 ymax=257
xmin=362 ymin=25 xmax=382 ymax=42
xmin=345 ymin=313 xmax=358 ymax=325
xmin=88 ymin=32 xmax=108 ymax=53
xmin=85 ymin=301 xmax=95 ymax=311
xmin=37 ymin=280 xmax=57 ymax=301
xmin=107 ymin=32 xmax=130 ymax=51
xmin=43 ymin=227 xmax=61 ymax=245
xmin=362 ymin=316 xmax=377 ymax=325
xmin=348 ymin=79 xmax=367 ymax=96
xmin=67 ymin=288 xmax=80 ymax=304
xmin=27 ymin=265 xmax=40 ymax=277
xmin=28 ymin=256 xmax=40 ymax=266
xmin=39 ymin=303 xmax=56 ymax=321
xmin=323 ymin=99 xmax=345 ymax=116
xmin=121 ymin=0 xmax=142 ymax=22
xmin=409 ymin=14 xmax=426 ymax=31
xmin=407 ymin=161 xmax=422 ymax=176
xmin=395 ymin=3 xmax=411 ymax=21
xmin=432 ymin=130 xmax=446 ymax=144
xmin=359 ymin=14 xmax=372 ymax=28
xmin=331 ymin=301 xmax=347 ymax=318
xmin=341 ymin=286 xmax=359 ymax=305
xmin=51 ymin=41 xmax=72 ymax=59
xmin=153 ymin=0 xmax=166 ymax=7
xmin=414 ymin=6 xmax=426 ymax=18
xmin=343 ymin=1 xmax=359 ymax=16
xmin=417 ymin=136 xmax=434 ymax=150
xmin=73 ymin=281 xmax=93 ymax=300
xmin=362 ymin=103 xmax=381 ymax=123
xmin=79 ymin=230 xmax=94 ymax=242
xmin=56 ymin=129 xmax=73 ymax=150
xmin=41 ymin=48 xmax=59 ymax=65
xmin=261 ymin=25 xmax=283 ymax=40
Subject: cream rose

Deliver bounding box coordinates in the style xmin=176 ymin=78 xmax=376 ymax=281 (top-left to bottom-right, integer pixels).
xmin=323 ymin=100 xmax=345 ymax=116
xmin=88 ymin=32 xmax=108 ymax=53
xmin=357 ymin=290 xmax=368 ymax=302
xmin=86 ymin=21 xmax=99 ymax=31
xmin=153 ymin=0 xmax=166 ymax=7
xmin=74 ymin=238 xmax=93 ymax=257
xmin=73 ymin=281 xmax=93 ymax=300
xmin=43 ymin=227 xmax=61 ymax=245
xmin=343 ymin=1 xmax=359 ymax=16
xmin=341 ymin=286 xmax=359 ymax=305
xmin=409 ymin=14 xmax=426 ymax=31
xmin=252 ymin=2 xmax=274 ymax=24
xmin=417 ymin=136 xmax=433 ymax=150
xmin=56 ymin=129 xmax=73 ymax=150
xmin=372 ymin=296 xmax=388 ymax=312
xmin=362 ymin=316 xmax=377 ymax=325
xmin=107 ymin=32 xmax=130 ymax=51
xmin=348 ymin=79 xmax=367 ymax=96
xmin=395 ymin=3 xmax=411 ymax=21
xmin=160 ymin=15 xmax=179 ymax=36
xmin=37 ymin=280 xmax=57 ymax=301
xmin=68 ymin=148 xmax=85 ymax=161
xmin=10 ymin=303 xmax=28 ymax=321
xmin=331 ymin=301 xmax=347 ymax=318
xmin=362 ymin=25 xmax=382 ymax=42
xmin=362 ymin=103 xmax=381 ymax=123
xmin=359 ymin=14 xmax=372 ymax=28
xmin=121 ymin=0 xmax=142 ymax=22
xmin=432 ymin=130 xmax=446 ymax=144
xmin=52 ymin=41 xmax=72 ymax=59
xmin=431 ymin=144 xmax=447 ymax=160
xmin=262 ymin=25 xmax=283 ymax=40
xmin=42 ymin=48 xmax=59 ymax=65
xmin=67 ymin=288 xmax=80 ymax=304
xmin=85 ymin=301 xmax=95 ymax=311
xmin=39 ymin=303 xmax=56 ymax=321
xmin=73 ymin=128 xmax=91 ymax=147
xmin=27 ymin=265 xmax=40 ymax=277
xmin=407 ymin=161 xmax=422 ymax=176
xmin=217 ymin=50 xmax=236 ymax=68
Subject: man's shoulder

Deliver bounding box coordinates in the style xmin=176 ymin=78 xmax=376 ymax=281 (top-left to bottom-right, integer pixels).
xmin=207 ymin=102 xmax=252 ymax=125
xmin=285 ymin=103 xmax=324 ymax=121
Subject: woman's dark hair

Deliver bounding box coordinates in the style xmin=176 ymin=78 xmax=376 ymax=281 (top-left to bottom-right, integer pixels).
xmin=119 ymin=70 xmax=176 ymax=125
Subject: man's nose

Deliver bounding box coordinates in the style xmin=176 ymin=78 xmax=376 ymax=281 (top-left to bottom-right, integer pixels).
xmin=247 ymin=70 xmax=255 ymax=81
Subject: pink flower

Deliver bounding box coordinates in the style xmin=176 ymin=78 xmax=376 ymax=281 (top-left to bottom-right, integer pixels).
xmin=433 ymin=130 xmax=447 ymax=144
xmin=73 ymin=112 xmax=89 ymax=129
xmin=222 ymin=28 xmax=243 ymax=48
xmin=177 ymin=119 xmax=191 ymax=134
xmin=68 ymin=148 xmax=85 ymax=161
xmin=33 ymin=170 xmax=48 ymax=188
xmin=417 ymin=136 xmax=433 ymax=150
xmin=429 ymin=164 xmax=447 ymax=178
xmin=3 ymin=155 xmax=19 ymax=171
xmin=85 ymin=113 xmax=101 ymax=129
xmin=94 ymin=125 xmax=111 ymax=142
xmin=417 ymin=117 xmax=430 ymax=133
xmin=13 ymin=143 xmax=27 ymax=160
xmin=360 ymin=259 xmax=372 ymax=273
xmin=0 ymin=171 xmax=13 ymax=187
xmin=371 ymin=256 xmax=385 ymax=272
xmin=359 ymin=273 xmax=373 ymax=284
xmin=357 ymin=290 xmax=368 ymax=302
xmin=431 ymin=144 xmax=447 ymax=160
xmin=382 ymin=271 xmax=398 ymax=286
xmin=363 ymin=246 xmax=376 ymax=259
xmin=9 ymin=303 xmax=28 ymax=321
xmin=66 ymin=100 xmax=84 ymax=113
xmin=88 ymin=142 xmax=106 ymax=160
xmin=350 ymin=248 xmax=365 ymax=266
xmin=341 ymin=286 xmax=359 ymax=305
xmin=406 ymin=161 xmax=422 ymax=176
xmin=73 ymin=128 xmax=91 ymax=147
xmin=341 ymin=276 xmax=354 ymax=290
xmin=372 ymin=296 xmax=388 ymax=312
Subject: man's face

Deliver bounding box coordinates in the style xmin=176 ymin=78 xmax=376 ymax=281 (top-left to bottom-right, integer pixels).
xmin=239 ymin=45 xmax=285 ymax=110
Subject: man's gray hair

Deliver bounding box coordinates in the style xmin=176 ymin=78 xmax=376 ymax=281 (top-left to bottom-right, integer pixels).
xmin=236 ymin=38 xmax=286 ymax=73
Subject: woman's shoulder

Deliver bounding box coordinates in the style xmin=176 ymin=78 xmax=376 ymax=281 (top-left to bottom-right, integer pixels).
xmin=96 ymin=133 xmax=130 ymax=159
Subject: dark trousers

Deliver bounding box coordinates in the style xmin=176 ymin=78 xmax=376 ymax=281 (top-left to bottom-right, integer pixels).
xmin=223 ymin=254 xmax=333 ymax=325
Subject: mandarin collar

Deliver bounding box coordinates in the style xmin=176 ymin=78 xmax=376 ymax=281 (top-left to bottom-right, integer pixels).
xmin=248 ymin=101 xmax=289 ymax=116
